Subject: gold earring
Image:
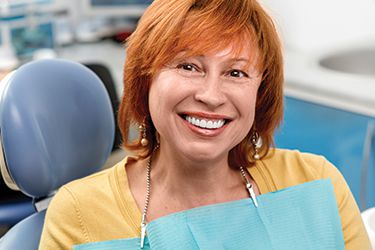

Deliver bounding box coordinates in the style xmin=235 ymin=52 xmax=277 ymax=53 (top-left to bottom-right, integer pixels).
xmin=139 ymin=123 xmax=149 ymax=146
xmin=251 ymin=131 xmax=262 ymax=160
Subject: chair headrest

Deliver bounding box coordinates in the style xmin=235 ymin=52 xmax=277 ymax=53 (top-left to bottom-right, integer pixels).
xmin=0 ymin=59 xmax=115 ymax=198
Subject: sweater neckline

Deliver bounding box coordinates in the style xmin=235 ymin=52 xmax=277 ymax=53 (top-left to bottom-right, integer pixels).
xmin=110 ymin=155 xmax=275 ymax=235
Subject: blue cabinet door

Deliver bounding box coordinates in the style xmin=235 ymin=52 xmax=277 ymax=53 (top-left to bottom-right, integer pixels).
xmin=274 ymin=97 xmax=375 ymax=210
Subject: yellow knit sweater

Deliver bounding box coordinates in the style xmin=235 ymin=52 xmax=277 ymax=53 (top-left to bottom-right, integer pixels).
xmin=39 ymin=149 xmax=371 ymax=249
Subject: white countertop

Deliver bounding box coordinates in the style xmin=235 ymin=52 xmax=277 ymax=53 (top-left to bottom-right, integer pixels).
xmin=284 ymin=47 xmax=375 ymax=117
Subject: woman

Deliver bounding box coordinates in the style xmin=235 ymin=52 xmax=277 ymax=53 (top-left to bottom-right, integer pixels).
xmin=39 ymin=0 xmax=371 ymax=249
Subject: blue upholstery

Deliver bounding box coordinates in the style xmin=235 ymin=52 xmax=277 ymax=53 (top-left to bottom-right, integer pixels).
xmin=0 ymin=202 xmax=34 ymax=226
xmin=0 ymin=59 xmax=115 ymax=249
xmin=0 ymin=211 xmax=46 ymax=250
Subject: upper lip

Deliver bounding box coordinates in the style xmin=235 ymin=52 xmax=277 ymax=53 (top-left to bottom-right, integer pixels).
xmin=179 ymin=111 xmax=233 ymax=121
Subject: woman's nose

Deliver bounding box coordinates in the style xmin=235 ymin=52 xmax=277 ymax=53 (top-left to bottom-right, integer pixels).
xmin=194 ymin=75 xmax=226 ymax=109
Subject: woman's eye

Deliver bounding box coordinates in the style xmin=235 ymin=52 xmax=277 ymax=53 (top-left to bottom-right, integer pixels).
xmin=177 ymin=63 xmax=198 ymax=72
xmin=228 ymin=70 xmax=248 ymax=78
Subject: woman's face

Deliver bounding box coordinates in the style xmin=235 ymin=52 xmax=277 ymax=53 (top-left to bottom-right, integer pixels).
xmin=148 ymin=41 xmax=262 ymax=164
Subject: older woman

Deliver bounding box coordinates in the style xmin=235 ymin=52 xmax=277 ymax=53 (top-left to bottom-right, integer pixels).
xmin=39 ymin=0 xmax=370 ymax=249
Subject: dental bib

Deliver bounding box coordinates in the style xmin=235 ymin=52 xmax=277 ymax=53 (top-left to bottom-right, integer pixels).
xmin=73 ymin=179 xmax=344 ymax=250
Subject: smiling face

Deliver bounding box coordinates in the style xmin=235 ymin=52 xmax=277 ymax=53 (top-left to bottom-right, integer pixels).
xmin=148 ymin=41 xmax=262 ymax=163
xmin=119 ymin=0 xmax=284 ymax=167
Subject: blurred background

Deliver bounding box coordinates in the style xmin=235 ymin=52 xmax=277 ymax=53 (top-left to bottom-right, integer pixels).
xmin=0 ymin=0 xmax=375 ymax=243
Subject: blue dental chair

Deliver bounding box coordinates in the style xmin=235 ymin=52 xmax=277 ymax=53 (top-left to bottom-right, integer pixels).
xmin=0 ymin=59 xmax=115 ymax=249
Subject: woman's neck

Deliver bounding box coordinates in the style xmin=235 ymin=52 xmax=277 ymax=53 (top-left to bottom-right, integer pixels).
xmin=150 ymin=145 xmax=246 ymax=207
xmin=127 ymin=144 xmax=256 ymax=222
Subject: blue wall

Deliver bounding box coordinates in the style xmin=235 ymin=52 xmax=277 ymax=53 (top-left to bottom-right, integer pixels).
xmin=275 ymin=96 xmax=375 ymax=210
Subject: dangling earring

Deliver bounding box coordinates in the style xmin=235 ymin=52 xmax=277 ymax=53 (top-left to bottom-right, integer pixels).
xmin=139 ymin=123 xmax=149 ymax=146
xmin=251 ymin=131 xmax=262 ymax=160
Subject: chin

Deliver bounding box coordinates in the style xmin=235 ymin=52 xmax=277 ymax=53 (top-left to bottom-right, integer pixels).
xmin=180 ymin=143 xmax=228 ymax=163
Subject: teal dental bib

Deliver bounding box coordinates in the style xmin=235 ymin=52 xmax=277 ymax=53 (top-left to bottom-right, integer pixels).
xmin=73 ymin=179 xmax=344 ymax=250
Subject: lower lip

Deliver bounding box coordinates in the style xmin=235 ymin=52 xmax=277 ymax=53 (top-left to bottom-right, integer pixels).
xmin=181 ymin=117 xmax=227 ymax=137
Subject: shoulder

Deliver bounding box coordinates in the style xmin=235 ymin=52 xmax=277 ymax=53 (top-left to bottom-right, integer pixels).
xmin=60 ymin=163 xmax=118 ymax=201
xmin=40 ymin=157 xmax=134 ymax=248
xmin=251 ymin=149 xmax=344 ymax=191
xmin=49 ymin=157 xmax=131 ymax=216
xmin=45 ymin=158 xmax=124 ymax=220
xmin=258 ymin=148 xmax=341 ymax=190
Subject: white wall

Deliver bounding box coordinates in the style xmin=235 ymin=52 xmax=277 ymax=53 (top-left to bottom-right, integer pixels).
xmin=260 ymin=0 xmax=375 ymax=51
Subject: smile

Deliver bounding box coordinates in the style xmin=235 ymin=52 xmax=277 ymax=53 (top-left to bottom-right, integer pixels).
xmin=184 ymin=115 xmax=226 ymax=129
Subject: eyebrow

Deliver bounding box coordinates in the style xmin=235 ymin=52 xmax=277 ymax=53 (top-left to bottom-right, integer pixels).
xmin=227 ymin=58 xmax=251 ymax=63
xmin=189 ymin=55 xmax=251 ymax=63
xmin=173 ymin=53 xmax=253 ymax=67
xmin=197 ymin=55 xmax=250 ymax=62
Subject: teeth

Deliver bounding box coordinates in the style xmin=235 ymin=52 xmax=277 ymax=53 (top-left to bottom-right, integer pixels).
xmin=200 ymin=120 xmax=207 ymax=128
xmin=207 ymin=121 xmax=213 ymax=129
xmin=185 ymin=115 xmax=225 ymax=129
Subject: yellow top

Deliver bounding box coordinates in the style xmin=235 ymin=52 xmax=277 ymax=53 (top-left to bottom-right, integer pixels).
xmin=39 ymin=149 xmax=371 ymax=249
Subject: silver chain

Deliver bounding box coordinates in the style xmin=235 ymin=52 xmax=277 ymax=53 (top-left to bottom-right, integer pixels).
xmin=140 ymin=146 xmax=158 ymax=249
xmin=239 ymin=165 xmax=251 ymax=185
xmin=142 ymin=157 xmax=152 ymax=221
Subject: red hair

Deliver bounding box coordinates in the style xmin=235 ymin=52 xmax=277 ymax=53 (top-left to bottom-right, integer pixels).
xmin=118 ymin=0 xmax=284 ymax=168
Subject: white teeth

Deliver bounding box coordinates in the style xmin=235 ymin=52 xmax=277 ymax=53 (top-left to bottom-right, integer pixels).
xmin=184 ymin=115 xmax=226 ymax=129
xmin=207 ymin=121 xmax=213 ymax=129
xmin=200 ymin=120 xmax=207 ymax=128
xmin=193 ymin=118 xmax=199 ymax=126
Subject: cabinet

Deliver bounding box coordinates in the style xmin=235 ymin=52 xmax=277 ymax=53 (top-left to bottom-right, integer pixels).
xmin=275 ymin=97 xmax=375 ymax=210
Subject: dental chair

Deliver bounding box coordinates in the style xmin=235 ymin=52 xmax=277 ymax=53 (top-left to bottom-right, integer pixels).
xmin=0 ymin=59 xmax=115 ymax=249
